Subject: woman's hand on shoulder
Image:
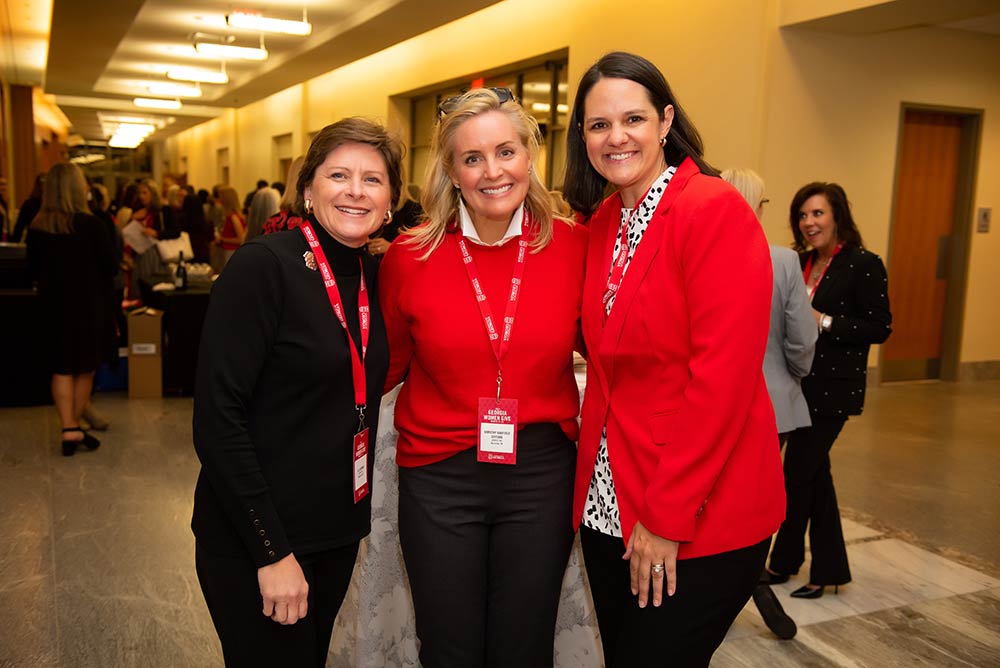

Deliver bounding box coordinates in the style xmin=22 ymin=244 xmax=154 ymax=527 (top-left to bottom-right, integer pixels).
xmin=625 ymin=520 xmax=679 ymax=608
xmin=257 ymin=553 xmax=309 ymax=625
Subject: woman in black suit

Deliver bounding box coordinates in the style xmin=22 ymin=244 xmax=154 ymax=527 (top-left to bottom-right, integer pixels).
xmin=768 ymin=182 xmax=892 ymax=598
xmin=192 ymin=117 xmax=401 ymax=667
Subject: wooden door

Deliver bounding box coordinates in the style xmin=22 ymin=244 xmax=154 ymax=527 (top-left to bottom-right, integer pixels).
xmin=882 ymin=110 xmax=963 ymax=380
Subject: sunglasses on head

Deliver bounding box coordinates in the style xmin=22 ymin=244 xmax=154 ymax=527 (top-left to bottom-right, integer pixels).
xmin=437 ymin=87 xmax=516 ymax=119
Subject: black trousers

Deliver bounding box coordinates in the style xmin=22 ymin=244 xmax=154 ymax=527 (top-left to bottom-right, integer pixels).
xmin=195 ymin=541 xmax=359 ymax=668
xmin=769 ymin=416 xmax=852 ymax=585
xmin=581 ymin=526 xmax=768 ymax=668
xmin=398 ymin=423 xmax=576 ymax=668
xmin=580 ymin=526 xmax=771 ymax=668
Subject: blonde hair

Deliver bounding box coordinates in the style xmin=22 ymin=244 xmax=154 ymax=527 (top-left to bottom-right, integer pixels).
xmin=218 ymin=186 xmax=241 ymax=216
xmin=166 ymin=184 xmax=183 ymax=209
xmin=721 ymin=168 xmax=765 ymax=213
xmin=30 ymin=163 xmax=90 ymax=234
xmin=138 ymin=179 xmax=163 ymax=211
xmin=405 ymin=89 xmax=567 ymax=258
xmin=279 ymin=156 xmax=304 ymax=213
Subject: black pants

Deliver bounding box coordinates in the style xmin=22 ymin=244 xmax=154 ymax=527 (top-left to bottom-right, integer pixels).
xmin=581 ymin=527 xmax=768 ymax=668
xmin=769 ymin=416 xmax=852 ymax=585
xmin=195 ymin=542 xmax=359 ymax=668
xmin=398 ymin=423 xmax=576 ymax=668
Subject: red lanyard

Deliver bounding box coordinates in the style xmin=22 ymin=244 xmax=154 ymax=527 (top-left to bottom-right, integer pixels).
xmin=602 ymin=184 xmax=657 ymax=316
xmin=299 ymin=221 xmax=370 ymax=416
xmin=802 ymin=243 xmax=844 ymax=300
xmin=456 ymin=214 xmax=531 ymax=399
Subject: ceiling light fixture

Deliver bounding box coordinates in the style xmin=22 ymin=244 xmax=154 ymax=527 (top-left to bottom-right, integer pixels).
xmin=113 ymin=123 xmax=156 ymax=135
xmin=167 ymin=66 xmax=228 ymax=84
xmin=107 ymin=121 xmax=158 ymax=150
xmin=226 ymin=9 xmax=312 ymax=36
xmin=134 ymin=97 xmax=182 ymax=110
xmin=194 ymin=41 xmax=268 ymax=61
xmin=109 ymin=136 xmax=143 ymax=149
xmin=147 ymin=82 xmax=202 ymax=98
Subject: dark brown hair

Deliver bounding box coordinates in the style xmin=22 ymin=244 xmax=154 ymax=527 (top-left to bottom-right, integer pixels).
xmin=295 ymin=117 xmax=404 ymax=214
xmin=789 ymin=182 xmax=864 ymax=252
xmin=564 ymin=51 xmax=718 ymax=216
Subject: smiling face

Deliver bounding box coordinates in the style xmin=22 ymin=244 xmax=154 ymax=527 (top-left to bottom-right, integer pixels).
xmin=449 ymin=110 xmax=531 ymax=232
xmin=303 ymin=142 xmax=392 ymax=247
xmin=582 ymin=77 xmax=673 ymax=207
xmin=798 ymin=193 xmax=839 ymax=254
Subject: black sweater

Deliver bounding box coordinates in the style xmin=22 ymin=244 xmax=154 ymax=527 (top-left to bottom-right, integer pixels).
xmin=192 ymin=220 xmax=389 ymax=567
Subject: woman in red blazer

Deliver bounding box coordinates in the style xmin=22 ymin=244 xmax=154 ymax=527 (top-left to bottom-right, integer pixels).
xmin=564 ymin=52 xmax=786 ymax=667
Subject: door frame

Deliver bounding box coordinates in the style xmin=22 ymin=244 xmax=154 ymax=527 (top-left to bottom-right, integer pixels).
xmin=881 ymin=103 xmax=982 ymax=382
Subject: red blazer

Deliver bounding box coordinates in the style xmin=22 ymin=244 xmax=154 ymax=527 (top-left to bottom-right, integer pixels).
xmin=574 ymin=157 xmax=785 ymax=560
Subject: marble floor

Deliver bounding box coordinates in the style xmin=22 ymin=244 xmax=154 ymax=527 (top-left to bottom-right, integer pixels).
xmin=1 ymin=380 xmax=998 ymax=667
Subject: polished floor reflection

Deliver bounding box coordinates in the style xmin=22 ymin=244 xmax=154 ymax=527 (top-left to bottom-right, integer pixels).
xmin=0 ymin=380 xmax=998 ymax=667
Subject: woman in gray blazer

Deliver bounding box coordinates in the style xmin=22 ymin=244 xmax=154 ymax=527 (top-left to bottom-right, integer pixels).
xmin=723 ymin=168 xmax=816 ymax=640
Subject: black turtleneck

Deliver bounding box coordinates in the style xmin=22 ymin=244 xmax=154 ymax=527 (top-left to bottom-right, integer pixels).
xmin=192 ymin=219 xmax=389 ymax=567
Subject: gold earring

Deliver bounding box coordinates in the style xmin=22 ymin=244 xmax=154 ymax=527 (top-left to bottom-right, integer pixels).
xmin=659 ymin=136 xmax=667 ymax=147
xmin=304 ymin=198 xmax=313 ymax=214
xmin=384 ymin=209 xmax=393 ymax=224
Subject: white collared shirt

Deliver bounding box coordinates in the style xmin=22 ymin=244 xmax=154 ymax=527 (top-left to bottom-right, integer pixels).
xmin=458 ymin=199 xmax=525 ymax=247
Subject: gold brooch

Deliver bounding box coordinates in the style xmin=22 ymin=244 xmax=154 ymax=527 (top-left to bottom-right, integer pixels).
xmin=303 ymin=251 xmax=317 ymax=271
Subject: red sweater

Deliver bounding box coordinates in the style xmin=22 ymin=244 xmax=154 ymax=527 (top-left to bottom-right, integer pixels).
xmin=379 ymin=221 xmax=587 ymax=467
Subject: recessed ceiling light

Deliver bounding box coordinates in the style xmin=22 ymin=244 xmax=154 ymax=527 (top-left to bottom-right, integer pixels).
xmin=226 ymin=10 xmax=312 ymax=36
xmin=134 ymin=97 xmax=182 ymax=110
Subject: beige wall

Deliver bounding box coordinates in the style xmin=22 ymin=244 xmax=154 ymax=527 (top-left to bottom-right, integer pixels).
xmin=165 ymin=0 xmax=1000 ymax=365
xmin=758 ymin=25 xmax=1000 ymax=364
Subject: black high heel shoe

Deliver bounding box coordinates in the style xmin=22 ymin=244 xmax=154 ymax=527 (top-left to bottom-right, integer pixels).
xmin=61 ymin=427 xmax=100 ymax=456
xmin=790 ymin=584 xmax=840 ymax=599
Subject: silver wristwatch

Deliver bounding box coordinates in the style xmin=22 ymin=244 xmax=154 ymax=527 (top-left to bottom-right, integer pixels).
xmin=820 ymin=314 xmax=833 ymax=332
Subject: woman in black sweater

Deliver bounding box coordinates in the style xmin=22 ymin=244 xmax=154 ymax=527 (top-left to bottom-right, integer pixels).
xmin=26 ymin=163 xmax=117 ymax=455
xmin=192 ymin=118 xmax=402 ymax=667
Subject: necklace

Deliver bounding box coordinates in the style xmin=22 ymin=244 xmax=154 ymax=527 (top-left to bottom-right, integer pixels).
xmin=808 ymin=255 xmax=831 ymax=285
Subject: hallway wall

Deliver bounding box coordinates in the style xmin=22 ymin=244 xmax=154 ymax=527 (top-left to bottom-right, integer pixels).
xmin=164 ymin=0 xmax=1000 ymax=366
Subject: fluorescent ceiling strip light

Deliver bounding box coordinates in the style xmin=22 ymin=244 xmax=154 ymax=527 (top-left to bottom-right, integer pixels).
xmin=147 ymin=82 xmax=202 ymax=98
xmin=194 ymin=42 xmax=268 ymax=61
xmin=134 ymin=97 xmax=182 ymax=110
xmin=226 ymin=10 xmax=312 ymax=36
xmin=167 ymin=67 xmax=228 ymax=84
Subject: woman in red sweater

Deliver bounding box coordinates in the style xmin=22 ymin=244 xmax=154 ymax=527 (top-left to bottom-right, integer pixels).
xmin=379 ymin=88 xmax=587 ymax=668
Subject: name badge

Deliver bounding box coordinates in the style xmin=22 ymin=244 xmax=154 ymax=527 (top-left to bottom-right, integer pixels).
xmin=477 ymin=397 xmax=518 ymax=465
xmin=353 ymin=428 xmax=369 ymax=503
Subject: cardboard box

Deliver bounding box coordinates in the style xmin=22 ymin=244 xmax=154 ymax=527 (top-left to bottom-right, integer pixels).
xmin=128 ymin=307 xmax=163 ymax=399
